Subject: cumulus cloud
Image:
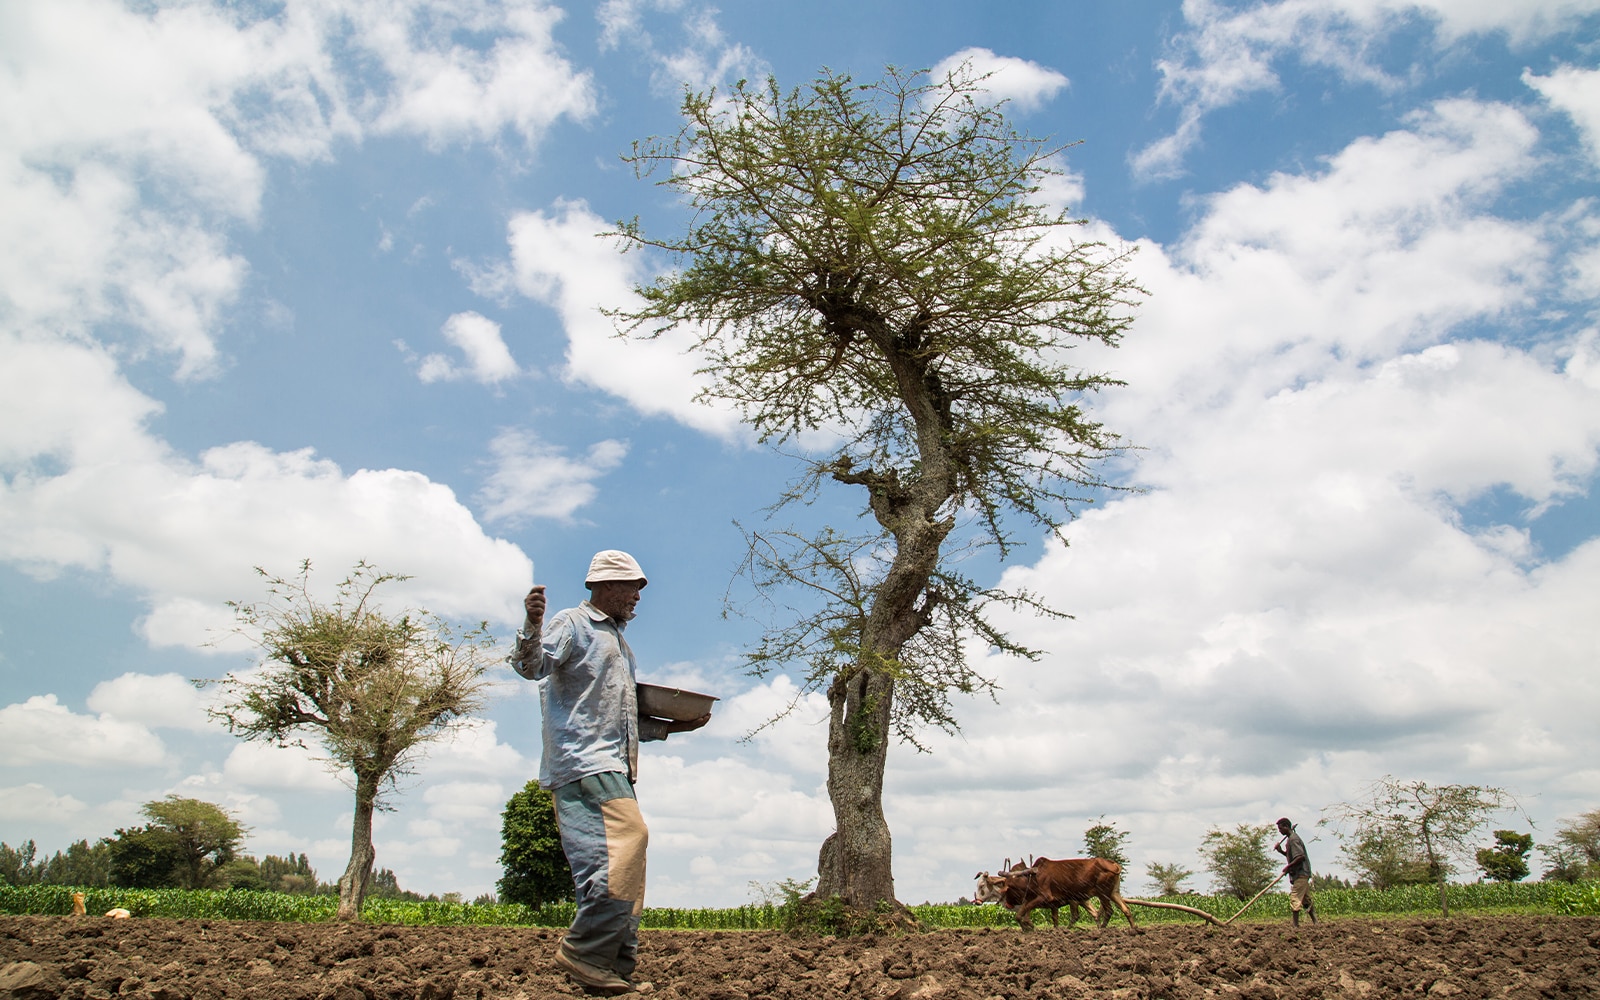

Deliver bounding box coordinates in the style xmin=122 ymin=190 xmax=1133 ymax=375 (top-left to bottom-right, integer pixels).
xmin=1114 ymin=98 xmax=1547 ymax=416
xmin=409 ymin=311 xmax=521 ymax=385
xmin=501 ymin=198 xmax=743 ymax=436
xmin=1135 ymin=0 xmax=1600 ymax=178
xmin=418 ymin=719 xmax=531 ymax=778
xmin=222 ymin=741 xmax=349 ymax=794
xmin=476 ymin=428 xmax=628 ymax=524
xmin=1525 ymin=63 xmax=1600 ymax=166
xmin=0 ymin=784 xmax=88 ymax=826
xmin=596 ymin=0 xmax=765 ymax=94
xmin=358 ymin=0 xmax=596 ymax=148
xmin=0 ymin=0 xmax=595 ymax=376
xmin=929 ymin=47 xmax=1069 ymax=113
xmin=86 ymin=673 xmax=217 ymax=732
xmin=0 ymin=695 xmax=170 ymax=768
xmin=0 ymin=336 xmax=533 ymax=649
xmin=856 ymin=94 xmax=1600 ymax=897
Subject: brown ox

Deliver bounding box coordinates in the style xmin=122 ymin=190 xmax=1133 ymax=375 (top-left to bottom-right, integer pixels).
xmin=975 ymin=857 xmax=1137 ymax=931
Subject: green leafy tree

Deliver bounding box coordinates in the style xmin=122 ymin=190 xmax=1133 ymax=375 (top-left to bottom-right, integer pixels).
xmin=4 ymin=838 xmax=117 ymax=888
xmin=259 ymin=852 xmax=325 ymax=894
xmin=1323 ymin=776 xmax=1521 ymax=916
xmin=1338 ymin=818 xmax=1434 ymax=889
xmin=1145 ymin=861 xmax=1194 ymax=896
xmin=107 ymin=826 xmax=185 ymax=888
xmin=217 ymin=857 xmax=270 ymax=891
xmin=1199 ymin=824 xmax=1277 ymax=900
xmin=498 ymin=780 xmax=574 ymax=907
xmin=1476 ymin=829 xmax=1533 ymax=883
xmin=616 ymin=66 xmax=1137 ymax=910
xmin=0 ymin=841 xmax=41 ymax=886
xmin=141 ymin=796 xmax=246 ymax=890
xmin=209 ymin=561 xmax=497 ymax=919
xmin=1083 ymin=816 xmax=1130 ymax=867
xmin=42 ymin=839 xmax=113 ymax=888
xmin=368 ymin=867 xmax=423 ymax=901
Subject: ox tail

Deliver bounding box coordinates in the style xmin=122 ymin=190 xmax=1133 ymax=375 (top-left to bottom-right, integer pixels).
xmin=1103 ymin=863 xmax=1140 ymax=932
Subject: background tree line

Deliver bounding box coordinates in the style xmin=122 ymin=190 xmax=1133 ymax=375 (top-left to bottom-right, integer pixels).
xmin=1130 ymin=787 xmax=1600 ymax=907
xmin=966 ymin=788 xmax=1598 ymax=907
xmin=0 ymin=795 xmax=422 ymax=899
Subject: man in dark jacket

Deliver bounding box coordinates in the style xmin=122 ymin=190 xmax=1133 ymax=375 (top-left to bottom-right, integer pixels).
xmin=1275 ymin=817 xmax=1317 ymax=927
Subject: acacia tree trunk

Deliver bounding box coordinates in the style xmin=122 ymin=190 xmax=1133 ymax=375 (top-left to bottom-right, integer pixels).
xmin=816 ymin=666 xmax=896 ymax=906
xmin=337 ymin=771 xmax=379 ymax=921
xmin=813 ymin=316 xmax=959 ymax=909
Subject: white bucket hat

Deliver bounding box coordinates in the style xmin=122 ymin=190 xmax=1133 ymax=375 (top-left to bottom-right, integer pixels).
xmin=585 ymin=550 xmax=647 ymax=587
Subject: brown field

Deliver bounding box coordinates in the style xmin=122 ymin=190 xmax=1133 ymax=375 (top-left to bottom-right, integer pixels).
xmin=2 ymin=913 xmax=1597 ymax=999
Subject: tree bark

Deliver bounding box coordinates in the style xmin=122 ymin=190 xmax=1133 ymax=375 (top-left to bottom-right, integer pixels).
xmin=337 ymin=772 xmax=379 ymax=921
xmin=810 ymin=320 xmax=960 ymax=909
xmin=816 ymin=666 xmax=897 ymax=906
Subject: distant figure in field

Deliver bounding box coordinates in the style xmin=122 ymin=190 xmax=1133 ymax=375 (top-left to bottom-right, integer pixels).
xmin=1275 ymin=817 xmax=1317 ymax=927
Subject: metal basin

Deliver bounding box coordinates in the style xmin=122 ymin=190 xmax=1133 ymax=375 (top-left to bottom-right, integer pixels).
xmin=637 ymin=682 xmax=718 ymax=722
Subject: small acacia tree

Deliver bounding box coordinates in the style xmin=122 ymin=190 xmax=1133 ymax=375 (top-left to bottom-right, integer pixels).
xmin=1322 ymin=777 xmax=1521 ymax=916
xmin=1539 ymin=808 xmax=1600 ymax=882
xmin=209 ymin=561 xmax=496 ymax=920
xmin=1145 ymin=861 xmax=1194 ymax=896
xmin=1199 ymin=824 xmax=1277 ymax=900
xmin=616 ymin=66 xmax=1137 ymax=911
xmin=498 ymin=780 xmax=574 ymax=907
xmin=1083 ymin=816 xmax=1131 ymax=867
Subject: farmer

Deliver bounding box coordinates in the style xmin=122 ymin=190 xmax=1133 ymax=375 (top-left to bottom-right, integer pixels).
xmin=1275 ymin=817 xmax=1317 ymax=927
xmin=511 ymin=550 xmax=710 ymax=995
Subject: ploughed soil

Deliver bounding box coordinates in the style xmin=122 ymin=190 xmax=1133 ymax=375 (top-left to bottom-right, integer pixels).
xmin=2 ymin=913 xmax=1597 ymax=1000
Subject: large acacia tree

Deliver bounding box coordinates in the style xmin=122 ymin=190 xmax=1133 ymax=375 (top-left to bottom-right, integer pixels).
xmin=1322 ymin=777 xmax=1522 ymax=916
xmin=616 ymin=67 xmax=1139 ymax=909
xmin=209 ymin=562 xmax=495 ymax=920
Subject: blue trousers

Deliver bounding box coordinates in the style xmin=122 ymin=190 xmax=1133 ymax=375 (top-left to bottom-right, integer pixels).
xmin=552 ymin=771 xmax=648 ymax=978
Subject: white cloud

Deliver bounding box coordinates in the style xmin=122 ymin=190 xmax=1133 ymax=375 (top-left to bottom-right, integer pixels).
xmin=854 ymin=93 xmax=1600 ymax=898
xmin=419 ymin=719 xmax=531 ymax=778
xmin=0 ymin=695 xmax=169 ymax=768
xmin=502 ymin=198 xmax=743 ymax=436
xmin=421 ymin=780 xmax=506 ymax=824
xmin=1136 ymin=0 xmax=1600 ymax=177
xmin=0 ymin=0 xmax=596 ymax=377
xmin=1112 ymin=98 xmax=1547 ymax=418
xmin=222 ymin=741 xmax=348 ymax=794
xmin=86 ymin=673 xmax=216 ymax=732
xmin=412 ymin=311 xmax=521 ymax=385
xmin=930 ymin=47 xmax=1070 ymax=113
xmin=476 ymin=428 xmax=627 ymax=524
xmin=359 ymin=0 xmax=597 ymax=148
xmin=1525 ymin=63 xmax=1600 ymax=166
xmin=0 ymin=784 xmax=87 ymax=826
xmin=596 ymin=0 xmax=765 ymax=95
xmin=0 ymin=336 xmax=534 ymax=648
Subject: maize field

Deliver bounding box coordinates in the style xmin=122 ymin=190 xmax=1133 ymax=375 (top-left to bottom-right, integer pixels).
xmin=2 ymin=879 xmax=1595 ymax=929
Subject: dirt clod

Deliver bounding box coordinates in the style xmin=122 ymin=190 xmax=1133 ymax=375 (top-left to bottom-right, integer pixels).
xmin=0 ymin=914 xmax=1596 ymax=999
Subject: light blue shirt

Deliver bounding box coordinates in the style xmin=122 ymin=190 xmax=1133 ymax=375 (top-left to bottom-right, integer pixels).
xmin=510 ymin=601 xmax=668 ymax=789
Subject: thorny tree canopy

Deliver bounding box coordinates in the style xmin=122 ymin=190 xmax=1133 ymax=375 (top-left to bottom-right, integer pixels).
xmin=616 ymin=67 xmax=1139 ymax=548
xmin=614 ymin=68 xmax=1139 ymax=743
xmin=208 ymin=561 xmax=495 ymax=802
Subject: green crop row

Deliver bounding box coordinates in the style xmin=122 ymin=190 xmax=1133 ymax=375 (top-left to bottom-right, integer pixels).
xmin=3 ymin=879 xmax=1595 ymax=928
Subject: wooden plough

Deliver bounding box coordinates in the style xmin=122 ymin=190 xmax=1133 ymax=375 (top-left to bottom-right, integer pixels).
xmin=1124 ymin=873 xmax=1287 ymax=927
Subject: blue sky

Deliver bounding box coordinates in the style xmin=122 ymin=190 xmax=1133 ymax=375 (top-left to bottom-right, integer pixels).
xmin=3 ymin=0 xmax=1599 ymax=907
